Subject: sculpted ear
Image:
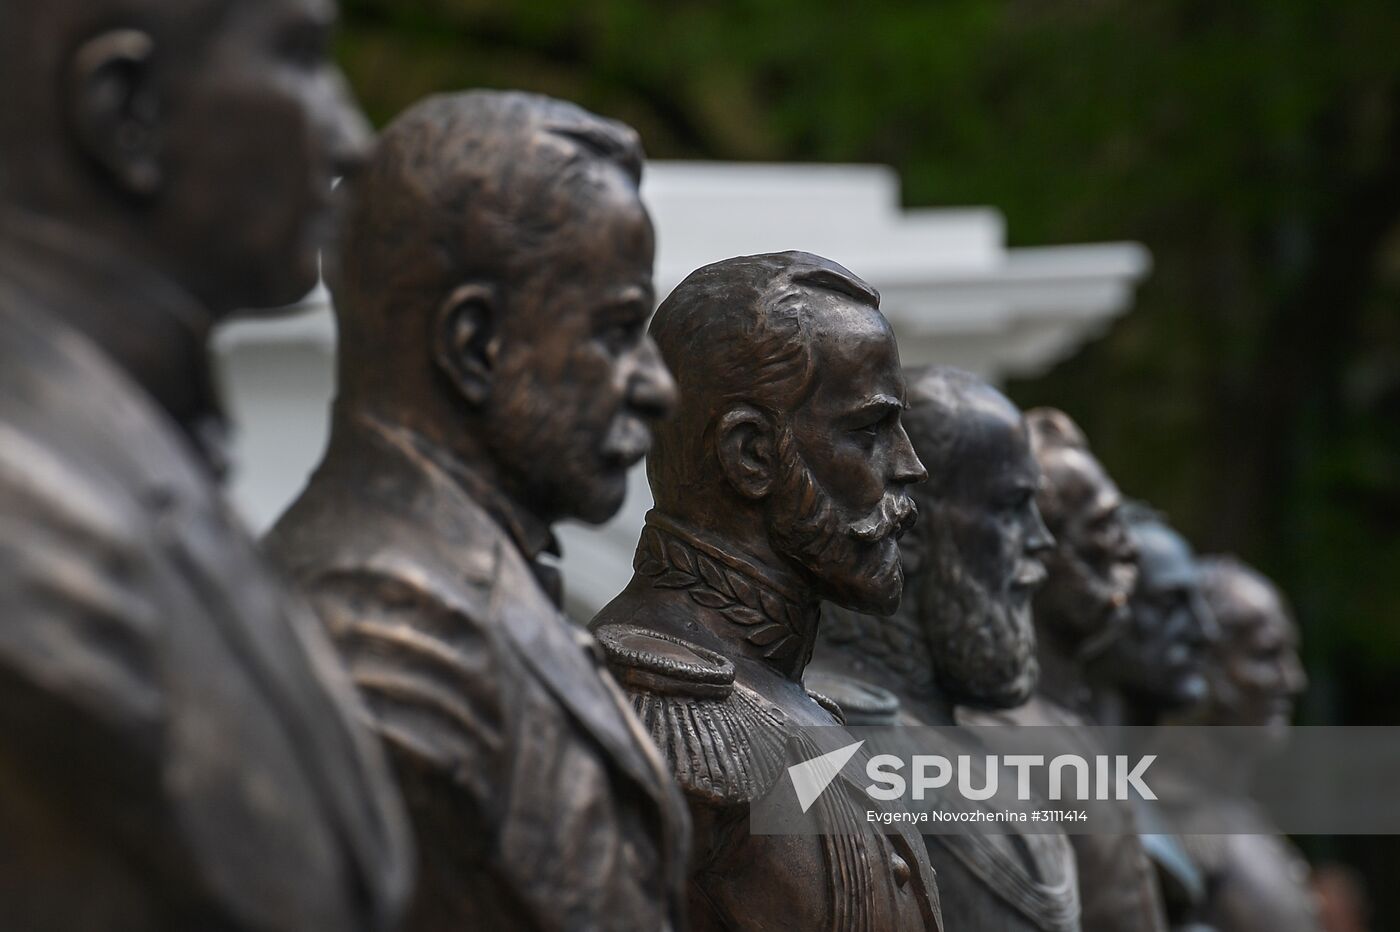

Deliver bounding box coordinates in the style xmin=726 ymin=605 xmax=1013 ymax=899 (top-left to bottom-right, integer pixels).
xmin=433 ymin=283 xmax=500 ymax=407
xmin=69 ymin=30 xmax=163 ymax=197
xmin=716 ymin=404 xmax=778 ymax=500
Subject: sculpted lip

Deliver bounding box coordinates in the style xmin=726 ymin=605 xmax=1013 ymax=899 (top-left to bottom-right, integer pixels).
xmin=1011 ymin=561 xmax=1047 ymax=590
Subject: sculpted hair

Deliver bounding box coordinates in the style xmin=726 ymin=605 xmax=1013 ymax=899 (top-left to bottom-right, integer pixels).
xmin=646 ymin=251 xmax=880 ymax=512
xmin=328 ymin=90 xmax=646 ymax=381
xmin=1024 ymin=406 xmax=1090 ymax=533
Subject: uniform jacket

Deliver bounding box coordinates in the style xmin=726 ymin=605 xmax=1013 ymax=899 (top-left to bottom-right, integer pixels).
xmin=590 ymin=513 xmax=944 ymax=932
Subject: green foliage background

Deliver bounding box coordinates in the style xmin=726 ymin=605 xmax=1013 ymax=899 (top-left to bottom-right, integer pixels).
xmin=336 ymin=0 xmax=1400 ymax=699
xmin=335 ymin=0 xmax=1400 ymax=911
xmin=337 ymin=0 xmax=1400 ymax=699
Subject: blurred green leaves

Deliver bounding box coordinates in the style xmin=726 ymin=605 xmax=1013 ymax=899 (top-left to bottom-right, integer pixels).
xmin=336 ymin=0 xmax=1400 ymax=711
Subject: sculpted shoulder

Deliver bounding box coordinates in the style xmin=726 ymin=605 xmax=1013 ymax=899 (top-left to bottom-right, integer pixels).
xmin=594 ymin=623 xmax=792 ymax=805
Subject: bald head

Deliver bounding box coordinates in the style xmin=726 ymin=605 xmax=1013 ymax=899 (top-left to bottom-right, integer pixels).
xmin=1196 ymin=556 xmax=1307 ymax=727
xmin=902 ymin=366 xmax=1028 ymax=498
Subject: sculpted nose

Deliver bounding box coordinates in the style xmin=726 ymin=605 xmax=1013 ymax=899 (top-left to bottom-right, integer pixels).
xmin=626 ymin=336 xmax=678 ymax=422
xmin=891 ymin=422 xmax=927 ymax=487
xmin=1025 ymin=504 xmax=1055 ymax=556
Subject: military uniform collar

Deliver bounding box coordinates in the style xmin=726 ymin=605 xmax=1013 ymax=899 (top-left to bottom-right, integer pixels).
xmin=636 ymin=511 xmax=821 ymax=680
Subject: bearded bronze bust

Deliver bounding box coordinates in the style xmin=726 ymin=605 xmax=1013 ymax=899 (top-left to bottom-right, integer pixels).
xmin=265 ymin=91 xmax=692 ymax=931
xmin=0 ymin=1 xmax=411 ymax=928
xmin=589 ymin=252 xmax=944 ymax=931
xmin=1156 ymin=556 xmax=1319 ymax=932
xmin=809 ymin=366 xmax=1081 ymax=932
xmin=964 ymin=408 xmax=1170 ymax=932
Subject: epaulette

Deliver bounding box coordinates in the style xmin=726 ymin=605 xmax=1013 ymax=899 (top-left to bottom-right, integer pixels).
xmin=595 ymin=624 xmax=789 ymax=805
xmin=804 ymin=671 xmax=901 ymax=726
xmin=805 ymin=688 xmax=847 ymax=724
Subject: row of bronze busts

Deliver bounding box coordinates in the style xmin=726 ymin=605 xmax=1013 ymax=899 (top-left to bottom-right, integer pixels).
xmin=0 ymin=2 xmax=1316 ymax=929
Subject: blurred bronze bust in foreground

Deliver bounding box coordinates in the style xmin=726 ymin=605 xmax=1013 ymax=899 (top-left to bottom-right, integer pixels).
xmin=811 ymin=366 xmax=1081 ymax=932
xmin=589 ymin=251 xmax=945 ymax=931
xmin=0 ymin=0 xmax=410 ymax=928
xmin=266 ymin=90 xmax=692 ymax=930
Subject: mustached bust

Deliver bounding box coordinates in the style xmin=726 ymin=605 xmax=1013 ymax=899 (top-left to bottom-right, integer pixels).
xmin=966 ymin=410 xmax=1170 ymax=932
xmin=591 ymin=252 xmax=945 ymax=931
xmin=267 ymin=91 xmax=691 ymax=931
xmin=1026 ymin=407 xmax=1140 ymax=696
xmin=814 ymin=367 xmax=1055 ymax=720
xmin=810 ymin=368 xmax=1080 ymax=932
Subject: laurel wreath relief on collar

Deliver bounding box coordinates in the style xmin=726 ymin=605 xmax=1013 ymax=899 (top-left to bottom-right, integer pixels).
xmin=635 ymin=525 xmax=805 ymax=668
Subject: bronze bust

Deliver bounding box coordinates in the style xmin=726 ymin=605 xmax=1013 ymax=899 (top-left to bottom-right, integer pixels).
xmin=265 ymin=91 xmax=692 ymax=931
xmin=0 ymin=1 xmax=411 ymax=929
xmin=1157 ymin=556 xmax=1319 ymax=932
xmin=810 ymin=366 xmax=1081 ymax=932
xmin=1087 ymin=504 xmax=1218 ymax=728
xmin=965 ymin=408 xmax=1170 ymax=932
xmin=1086 ymin=504 xmax=1220 ymax=928
xmin=589 ymin=252 xmax=944 ymax=931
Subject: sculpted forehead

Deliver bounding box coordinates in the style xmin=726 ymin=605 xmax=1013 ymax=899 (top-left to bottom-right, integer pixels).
xmin=529 ymin=168 xmax=653 ymax=272
xmin=956 ymin=394 xmax=1034 ymax=485
xmin=805 ymin=300 xmax=903 ymax=407
xmin=1043 ymin=446 xmax=1119 ymax=516
xmin=1210 ymin=570 xmax=1288 ymax=630
xmin=1133 ymin=522 xmax=1196 ymax=591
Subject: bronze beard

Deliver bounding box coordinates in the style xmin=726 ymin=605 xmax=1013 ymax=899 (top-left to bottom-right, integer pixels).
xmin=766 ymin=426 xmax=914 ymax=615
xmin=1036 ymin=540 xmax=1138 ymax=654
xmin=917 ymin=508 xmax=1040 ymax=711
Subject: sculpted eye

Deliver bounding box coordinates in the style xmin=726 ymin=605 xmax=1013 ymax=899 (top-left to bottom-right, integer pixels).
xmin=850 ymin=421 xmax=881 ymax=444
xmin=597 ymin=318 xmax=644 ymax=355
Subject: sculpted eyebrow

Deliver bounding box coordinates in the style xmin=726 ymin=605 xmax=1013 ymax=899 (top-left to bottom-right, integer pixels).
xmin=842 ymin=395 xmax=902 ymax=425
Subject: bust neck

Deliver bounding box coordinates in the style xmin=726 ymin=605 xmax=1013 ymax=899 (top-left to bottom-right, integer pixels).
xmin=0 ymin=207 xmax=226 ymax=475
xmin=637 ymin=511 xmax=821 ymax=681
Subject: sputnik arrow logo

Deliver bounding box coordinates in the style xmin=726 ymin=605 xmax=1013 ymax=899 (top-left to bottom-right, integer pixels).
xmin=787 ymin=740 xmax=865 ymax=813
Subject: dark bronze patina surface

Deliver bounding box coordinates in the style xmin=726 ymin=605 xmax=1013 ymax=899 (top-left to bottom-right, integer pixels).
xmin=811 ymin=366 xmax=1082 ymax=932
xmin=1087 ymin=505 xmax=1221 ymax=928
xmin=965 ymin=408 xmax=1171 ymax=932
xmin=0 ymin=0 xmax=410 ymax=928
xmin=1157 ymin=557 xmax=1319 ymax=932
xmin=265 ymin=91 xmax=692 ymax=930
xmin=590 ymin=252 xmax=945 ymax=931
